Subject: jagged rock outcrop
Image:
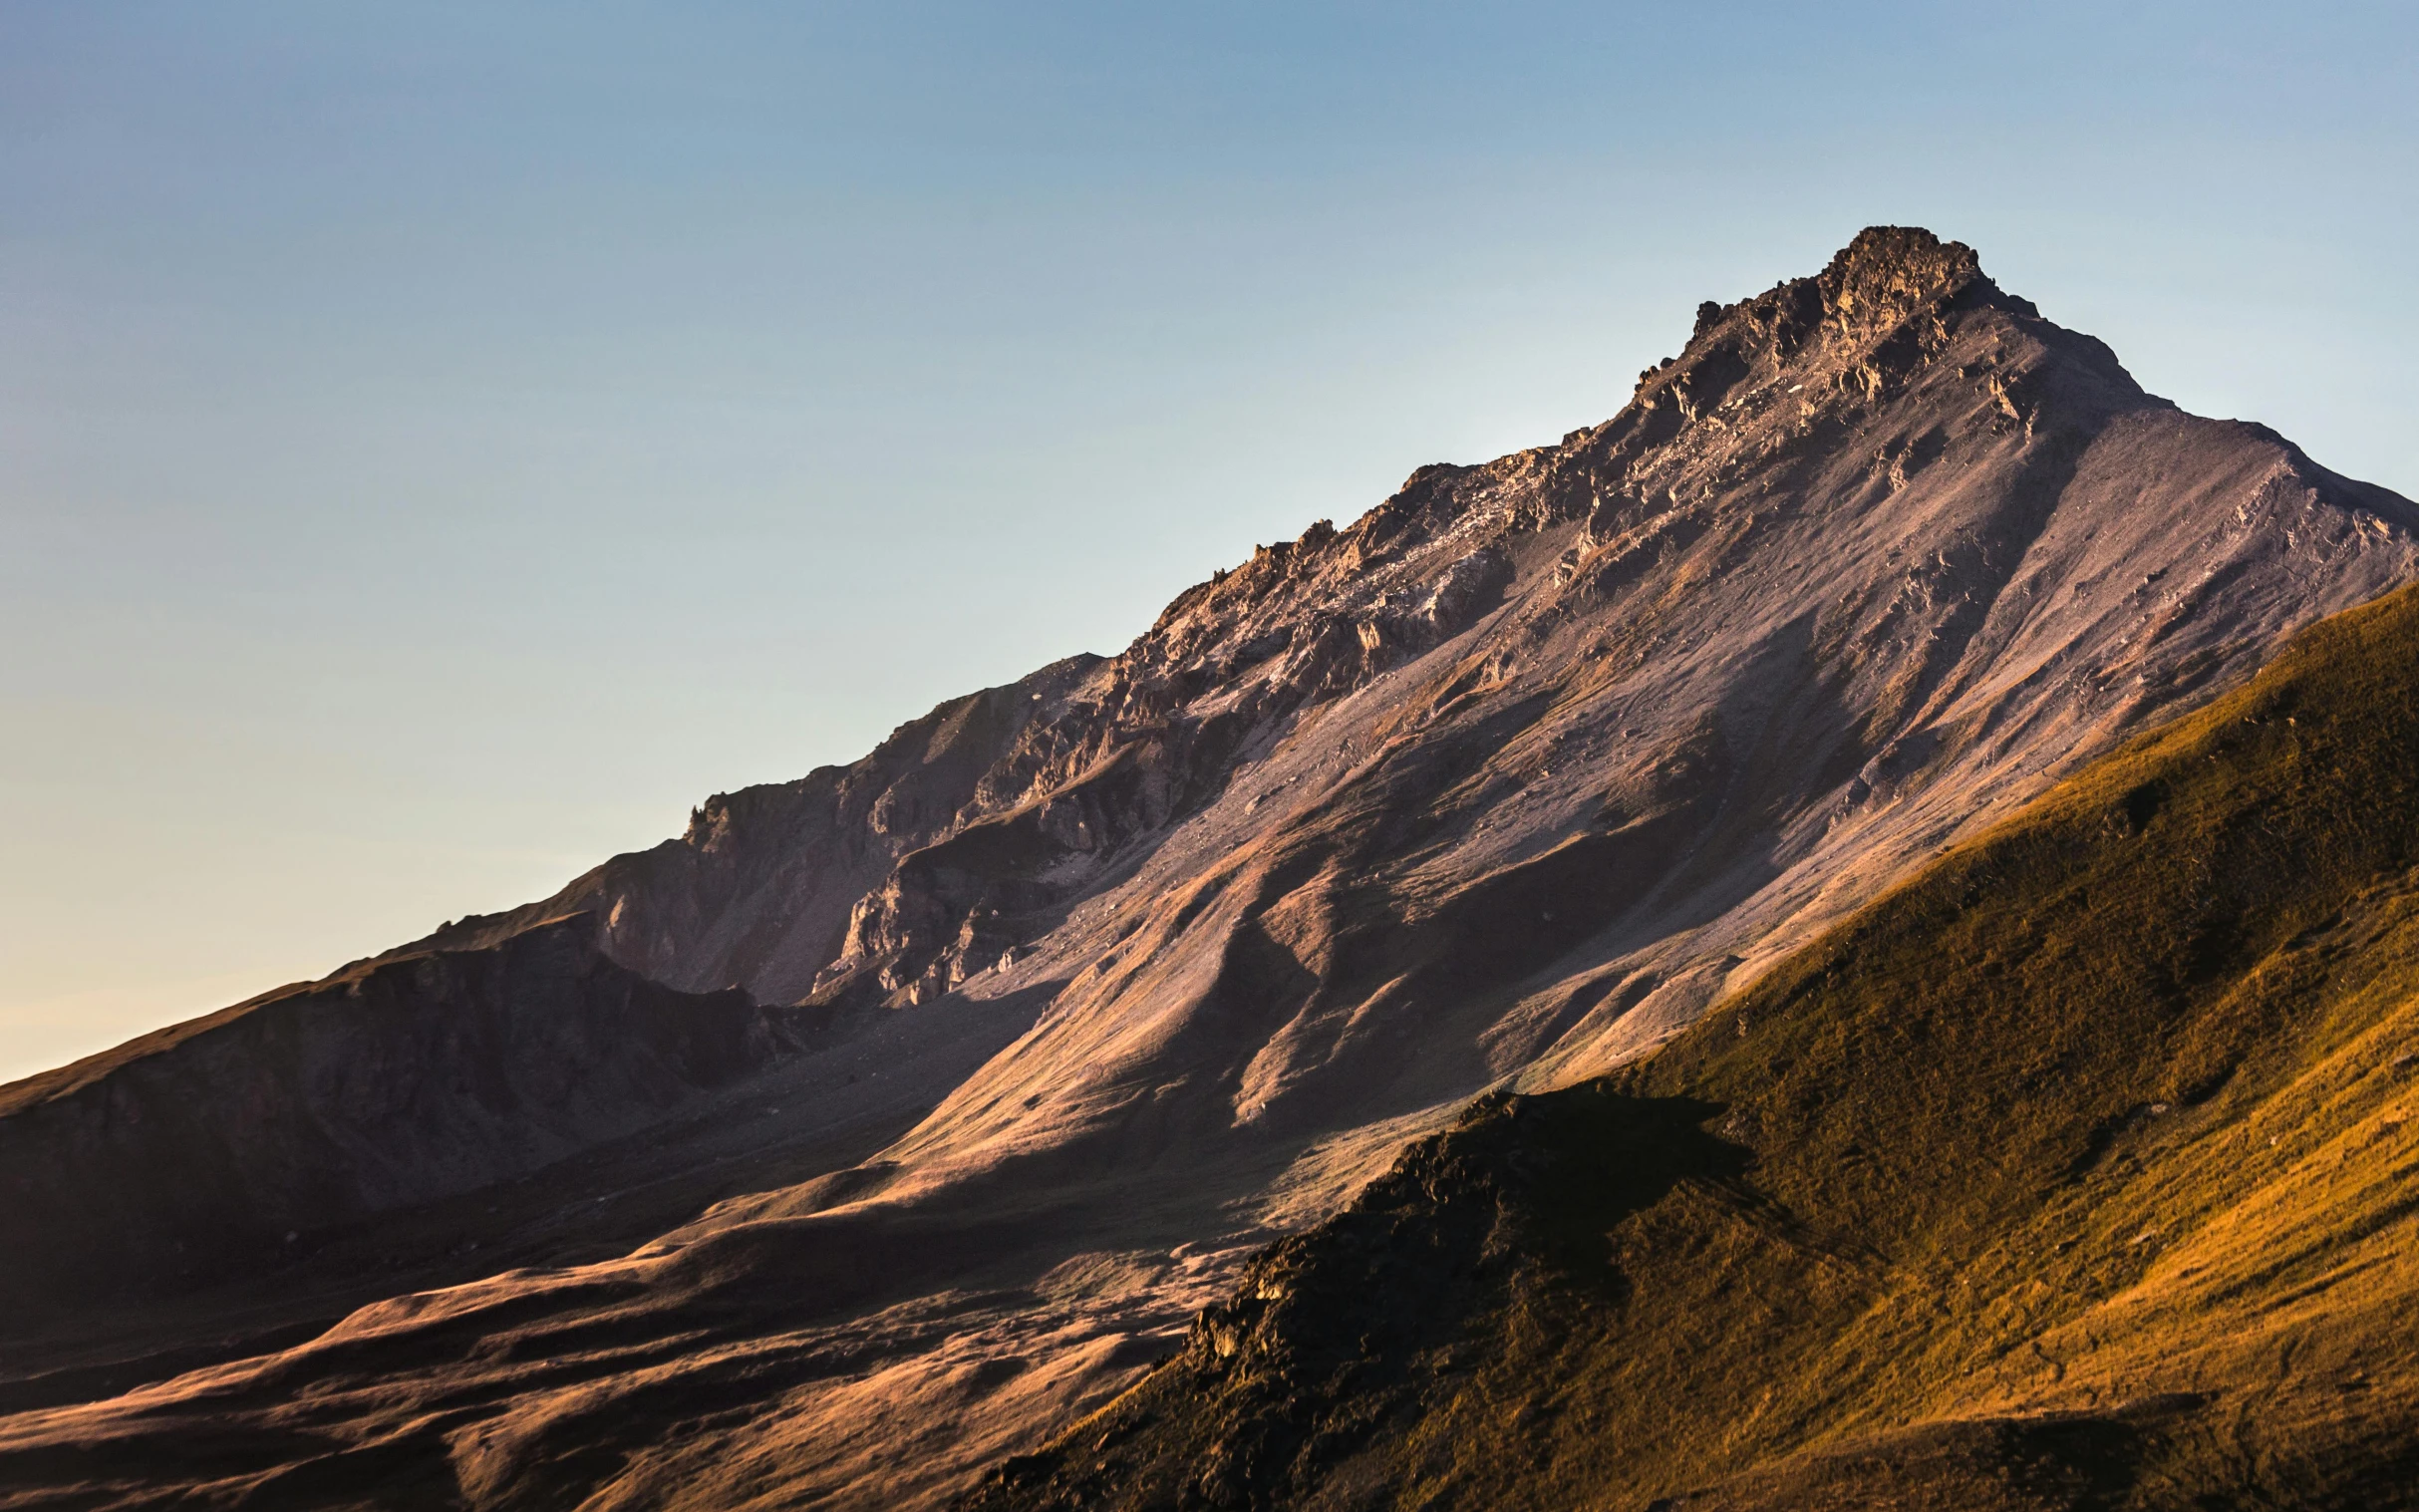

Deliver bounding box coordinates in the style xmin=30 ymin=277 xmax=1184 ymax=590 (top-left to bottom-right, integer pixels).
xmin=3 ymin=228 xmax=2414 ymax=1510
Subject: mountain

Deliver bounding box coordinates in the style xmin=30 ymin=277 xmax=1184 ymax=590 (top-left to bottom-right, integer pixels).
xmin=2 ymin=227 xmax=2413 ymax=1508
xmin=968 ymin=576 xmax=2419 ymax=1511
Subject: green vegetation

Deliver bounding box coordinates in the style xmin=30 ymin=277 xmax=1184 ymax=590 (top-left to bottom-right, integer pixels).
xmin=967 ymin=581 xmax=2419 ymax=1511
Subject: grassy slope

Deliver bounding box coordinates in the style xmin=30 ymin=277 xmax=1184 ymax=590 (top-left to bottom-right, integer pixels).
xmin=964 ymin=580 xmax=2419 ymax=1512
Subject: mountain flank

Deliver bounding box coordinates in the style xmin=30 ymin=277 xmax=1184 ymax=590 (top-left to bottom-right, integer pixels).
xmin=1 ymin=228 xmax=2414 ymax=1508
xmin=969 ymin=575 xmax=2419 ymax=1512
xmin=0 ymin=920 xmax=804 ymax=1310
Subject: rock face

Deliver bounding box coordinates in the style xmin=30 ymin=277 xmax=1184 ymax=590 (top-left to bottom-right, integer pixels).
xmin=2 ymin=227 xmax=2414 ymax=1508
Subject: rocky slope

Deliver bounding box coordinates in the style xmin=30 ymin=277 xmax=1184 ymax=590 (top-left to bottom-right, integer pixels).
xmin=969 ymin=578 xmax=2419 ymax=1511
xmin=2 ymin=227 xmax=2414 ymax=1509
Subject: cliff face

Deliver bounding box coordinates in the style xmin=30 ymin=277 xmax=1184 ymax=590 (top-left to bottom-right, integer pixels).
xmin=3 ymin=228 xmax=2415 ymax=1509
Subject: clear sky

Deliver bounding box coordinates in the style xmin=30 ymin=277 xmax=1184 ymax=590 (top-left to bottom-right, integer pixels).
xmin=4 ymin=2 xmax=2414 ymax=1081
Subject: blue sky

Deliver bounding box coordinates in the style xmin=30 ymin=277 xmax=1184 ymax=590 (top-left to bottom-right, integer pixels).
xmin=4 ymin=2 xmax=2414 ymax=1078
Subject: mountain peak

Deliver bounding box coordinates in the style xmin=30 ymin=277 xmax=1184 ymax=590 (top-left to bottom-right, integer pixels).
xmin=1818 ymin=223 xmax=1985 ymax=326
xmin=1684 ymin=225 xmax=1986 ymax=348
xmin=1663 ymin=224 xmax=2001 ymax=390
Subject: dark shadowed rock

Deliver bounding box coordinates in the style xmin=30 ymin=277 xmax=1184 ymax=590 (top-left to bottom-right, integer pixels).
xmin=0 ymin=919 xmax=800 ymax=1312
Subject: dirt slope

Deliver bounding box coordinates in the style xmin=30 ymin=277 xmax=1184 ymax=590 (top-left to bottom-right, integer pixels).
xmin=2 ymin=228 xmax=2414 ymax=1509
xmin=968 ymin=577 xmax=2419 ymax=1512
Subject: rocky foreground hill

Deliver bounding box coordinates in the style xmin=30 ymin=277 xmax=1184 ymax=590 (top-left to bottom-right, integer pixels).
xmin=2 ymin=228 xmax=2414 ymax=1509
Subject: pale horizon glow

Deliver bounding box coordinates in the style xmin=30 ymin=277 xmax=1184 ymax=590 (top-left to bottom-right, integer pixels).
xmin=5 ymin=2 xmax=2416 ymax=1081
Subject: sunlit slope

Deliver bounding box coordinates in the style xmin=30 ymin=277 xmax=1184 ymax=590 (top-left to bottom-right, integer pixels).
xmin=968 ymin=579 xmax=2419 ymax=1511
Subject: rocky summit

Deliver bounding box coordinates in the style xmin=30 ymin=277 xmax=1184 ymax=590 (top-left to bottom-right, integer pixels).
xmin=3 ymin=228 xmax=2414 ymax=1510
